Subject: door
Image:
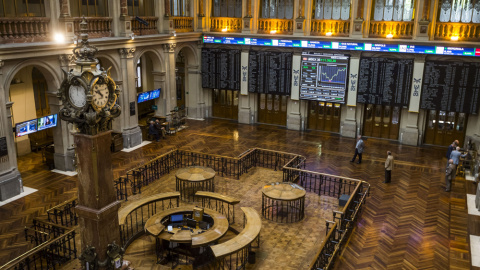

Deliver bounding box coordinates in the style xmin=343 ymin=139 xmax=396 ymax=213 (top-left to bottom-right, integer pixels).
xmin=424 ymin=110 xmax=467 ymax=146
xmin=258 ymin=94 xmax=287 ymax=126
xmin=363 ymin=104 xmax=401 ymax=140
xmin=212 ymin=89 xmax=239 ymax=120
xmin=307 ymin=101 xmax=341 ymax=133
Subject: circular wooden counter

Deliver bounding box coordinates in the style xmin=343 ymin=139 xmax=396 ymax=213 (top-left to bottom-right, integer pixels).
xmin=175 ymin=166 xmax=216 ymax=202
xmin=261 ymin=182 xmax=306 ymax=223
xmin=144 ymin=206 xmax=228 ymax=248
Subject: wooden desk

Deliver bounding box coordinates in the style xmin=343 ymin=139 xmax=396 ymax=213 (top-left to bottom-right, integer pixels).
xmin=175 ymin=166 xmax=216 ymax=202
xmin=144 ymin=206 xmax=228 ymax=248
xmin=262 ymin=182 xmax=306 ymax=223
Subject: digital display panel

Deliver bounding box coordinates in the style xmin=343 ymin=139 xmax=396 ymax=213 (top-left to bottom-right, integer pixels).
xmin=201 ymin=48 xmax=240 ymax=90
xmin=300 ymin=52 xmax=349 ymax=103
xmin=203 ymin=36 xmax=480 ymax=57
xmin=16 ymin=119 xmax=37 ymax=137
xmin=171 ymin=214 xmax=183 ymax=222
xmin=37 ymin=114 xmax=58 ymax=131
xmin=137 ymin=89 xmax=161 ymax=103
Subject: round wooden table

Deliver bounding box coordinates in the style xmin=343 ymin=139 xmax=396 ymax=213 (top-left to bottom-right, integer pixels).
xmin=262 ymin=182 xmax=306 ymax=223
xmin=175 ymin=166 xmax=215 ymax=202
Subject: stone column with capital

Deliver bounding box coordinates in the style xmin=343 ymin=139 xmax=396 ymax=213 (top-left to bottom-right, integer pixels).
xmin=118 ymin=48 xmax=142 ymax=148
xmin=151 ymin=71 xmax=167 ymax=117
xmin=0 ymin=60 xmax=23 ymax=201
xmin=238 ymin=48 xmax=253 ymax=124
xmin=186 ymin=64 xmax=205 ymax=119
xmin=341 ymin=51 xmax=361 ymax=138
xmin=288 ymin=50 xmax=302 ymax=130
xmin=163 ymin=43 xmax=177 ymax=112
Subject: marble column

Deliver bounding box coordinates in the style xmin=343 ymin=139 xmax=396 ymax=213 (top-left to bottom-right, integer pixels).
xmin=186 ymin=64 xmax=205 ymax=119
xmin=239 ymin=48 xmax=252 ymax=124
xmin=151 ymin=71 xmax=167 ymax=117
xmin=119 ymin=48 xmax=142 ymax=148
xmin=0 ymin=60 xmax=23 ymax=201
xmin=402 ymin=55 xmax=425 ymax=146
xmin=163 ymin=43 xmax=177 ymax=113
xmin=288 ymin=51 xmax=301 ymax=130
xmin=342 ymin=52 xmax=361 ymax=138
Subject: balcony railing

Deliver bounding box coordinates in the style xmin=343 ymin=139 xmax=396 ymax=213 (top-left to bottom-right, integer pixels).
xmin=435 ymin=22 xmax=480 ymax=41
xmin=311 ymin=19 xmax=350 ymax=37
xmin=369 ymin=20 xmax=414 ymax=39
xmin=172 ymin=16 xmax=193 ymax=32
xmin=73 ymin=17 xmax=112 ymax=38
xmin=258 ymin=18 xmax=294 ymax=34
xmin=210 ymin=17 xmax=242 ymax=33
xmin=0 ymin=17 xmax=50 ymax=44
xmin=132 ymin=16 xmax=159 ymax=35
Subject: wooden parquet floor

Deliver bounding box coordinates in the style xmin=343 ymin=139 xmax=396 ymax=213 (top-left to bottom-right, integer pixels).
xmin=0 ymin=118 xmax=473 ymax=269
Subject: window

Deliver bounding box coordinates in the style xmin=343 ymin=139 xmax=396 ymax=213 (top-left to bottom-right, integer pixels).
xmin=171 ymin=0 xmax=190 ymax=16
xmin=312 ymin=0 xmax=351 ymax=20
xmin=261 ymin=0 xmax=293 ymax=19
xmin=70 ymin=0 xmax=108 ymax=17
xmin=0 ymin=0 xmax=45 ymax=17
xmin=211 ymin=0 xmax=242 ymax=17
xmin=372 ymin=0 xmax=415 ymax=21
xmin=127 ymin=0 xmax=154 ymax=16
xmin=136 ymin=58 xmax=142 ymax=91
xmin=438 ymin=0 xmax=480 ymax=23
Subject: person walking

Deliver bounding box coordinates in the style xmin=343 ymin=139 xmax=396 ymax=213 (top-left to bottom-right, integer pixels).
xmin=450 ymin=146 xmax=467 ymax=174
xmin=350 ymin=135 xmax=365 ymax=164
xmin=384 ymin=151 xmax=393 ymax=183
xmin=148 ymin=121 xmax=160 ymax=142
xmin=445 ymin=159 xmax=456 ymax=192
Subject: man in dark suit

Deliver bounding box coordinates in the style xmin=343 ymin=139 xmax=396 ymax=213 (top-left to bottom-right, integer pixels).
xmin=446 ymin=140 xmax=458 ymax=167
xmin=155 ymin=119 xmax=167 ymax=139
xmin=445 ymin=159 xmax=456 ymax=192
xmin=148 ymin=121 xmax=160 ymax=142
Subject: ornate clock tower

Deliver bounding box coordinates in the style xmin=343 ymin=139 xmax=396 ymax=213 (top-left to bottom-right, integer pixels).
xmin=57 ymin=19 xmax=124 ymax=269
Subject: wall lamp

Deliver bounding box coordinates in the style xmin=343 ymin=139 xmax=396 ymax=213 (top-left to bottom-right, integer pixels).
xmin=130 ymin=33 xmax=135 ymax=40
xmin=172 ymin=31 xmax=177 ymax=37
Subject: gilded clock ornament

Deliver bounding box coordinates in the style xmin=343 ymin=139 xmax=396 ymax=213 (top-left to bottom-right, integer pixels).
xmin=57 ymin=18 xmax=121 ymax=135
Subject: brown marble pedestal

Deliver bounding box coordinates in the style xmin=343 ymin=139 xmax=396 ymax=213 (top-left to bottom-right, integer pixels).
xmin=74 ymin=131 xmax=121 ymax=267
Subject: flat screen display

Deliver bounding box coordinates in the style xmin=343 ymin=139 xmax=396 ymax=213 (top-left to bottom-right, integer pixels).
xmin=300 ymin=52 xmax=349 ymax=103
xmin=150 ymin=89 xmax=160 ymax=99
xmin=170 ymin=214 xmax=183 ymax=222
xmin=138 ymin=89 xmax=161 ymax=103
xmin=37 ymin=114 xmax=58 ymax=131
xmin=16 ymin=119 xmax=37 ymax=137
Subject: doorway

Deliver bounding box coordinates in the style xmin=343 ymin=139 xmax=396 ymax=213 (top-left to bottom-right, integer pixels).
xmin=212 ymin=89 xmax=239 ymax=120
xmin=424 ymin=110 xmax=466 ymax=146
xmin=363 ymin=104 xmax=401 ymax=140
xmin=307 ymin=101 xmax=341 ymax=132
xmin=258 ymin=94 xmax=287 ymax=126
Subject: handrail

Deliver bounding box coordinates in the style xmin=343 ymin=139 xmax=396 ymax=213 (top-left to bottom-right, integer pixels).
xmin=118 ymin=192 xmax=180 ymax=226
xmin=308 ymin=222 xmax=338 ymax=269
xmin=46 ymin=197 xmax=77 ymax=212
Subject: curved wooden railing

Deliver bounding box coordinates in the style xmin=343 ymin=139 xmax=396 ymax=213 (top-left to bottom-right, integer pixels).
xmin=258 ymin=18 xmax=294 ymax=34
xmin=172 ymin=16 xmax=193 ymax=32
xmin=435 ymin=22 xmax=480 ymax=41
xmin=311 ymin=19 xmax=350 ymax=37
xmin=369 ymin=20 xmax=414 ymax=39
xmin=0 ymin=17 xmax=50 ymax=43
xmin=210 ymin=17 xmax=242 ymax=32
xmin=132 ymin=16 xmax=159 ymax=35
xmin=195 ymin=191 xmax=240 ymax=224
xmin=210 ymin=207 xmax=261 ymax=269
xmin=73 ymin=16 xmax=112 ymax=38
xmin=118 ymin=192 xmax=180 ymax=248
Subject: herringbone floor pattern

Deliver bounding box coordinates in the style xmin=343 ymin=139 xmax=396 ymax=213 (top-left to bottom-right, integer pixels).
xmin=0 ymin=118 xmax=473 ymax=269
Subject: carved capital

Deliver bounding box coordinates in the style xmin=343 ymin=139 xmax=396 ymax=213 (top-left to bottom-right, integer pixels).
xmin=118 ymin=48 xmax=136 ymax=58
xmin=163 ymin=43 xmax=176 ymax=53
xmin=115 ymin=81 xmax=123 ymax=86
xmin=58 ymin=54 xmax=76 ymax=67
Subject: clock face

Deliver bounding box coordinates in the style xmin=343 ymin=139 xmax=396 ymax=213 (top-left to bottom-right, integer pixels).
xmin=68 ymin=85 xmax=86 ymax=108
xmin=92 ymin=84 xmax=109 ymax=110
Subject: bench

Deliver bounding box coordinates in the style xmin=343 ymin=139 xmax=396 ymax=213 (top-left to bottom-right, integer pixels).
xmin=195 ymin=191 xmax=240 ymax=224
xmin=210 ymin=207 xmax=261 ymax=268
xmin=118 ymin=192 xmax=180 ymax=247
xmin=29 ymin=129 xmax=53 ymax=152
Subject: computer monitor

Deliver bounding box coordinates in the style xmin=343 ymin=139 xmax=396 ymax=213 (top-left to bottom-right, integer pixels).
xmin=15 ymin=119 xmax=37 ymax=137
xmin=37 ymin=114 xmax=58 ymax=131
xmin=170 ymin=214 xmax=183 ymax=223
xmin=186 ymin=218 xmax=197 ymax=228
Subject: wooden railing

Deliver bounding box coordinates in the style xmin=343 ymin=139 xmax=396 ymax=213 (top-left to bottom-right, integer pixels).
xmin=210 ymin=17 xmax=242 ymax=33
xmin=195 ymin=191 xmax=240 ymax=224
xmin=0 ymin=17 xmax=50 ymax=43
xmin=369 ymin=20 xmax=414 ymax=39
xmin=311 ymin=19 xmax=350 ymax=37
xmin=172 ymin=16 xmax=193 ymax=32
xmin=73 ymin=16 xmax=112 ymax=38
xmin=132 ymin=16 xmax=159 ymax=35
xmin=258 ymin=18 xmax=294 ymax=34
xmin=1 ymin=227 xmax=77 ymax=270
xmin=435 ymin=22 xmax=480 ymax=41
xmin=46 ymin=197 xmax=78 ymax=227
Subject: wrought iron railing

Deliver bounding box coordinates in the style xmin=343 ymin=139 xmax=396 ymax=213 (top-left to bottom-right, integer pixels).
xmin=46 ymin=198 xmax=78 ymax=227
xmin=24 ymin=219 xmax=69 ymax=247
